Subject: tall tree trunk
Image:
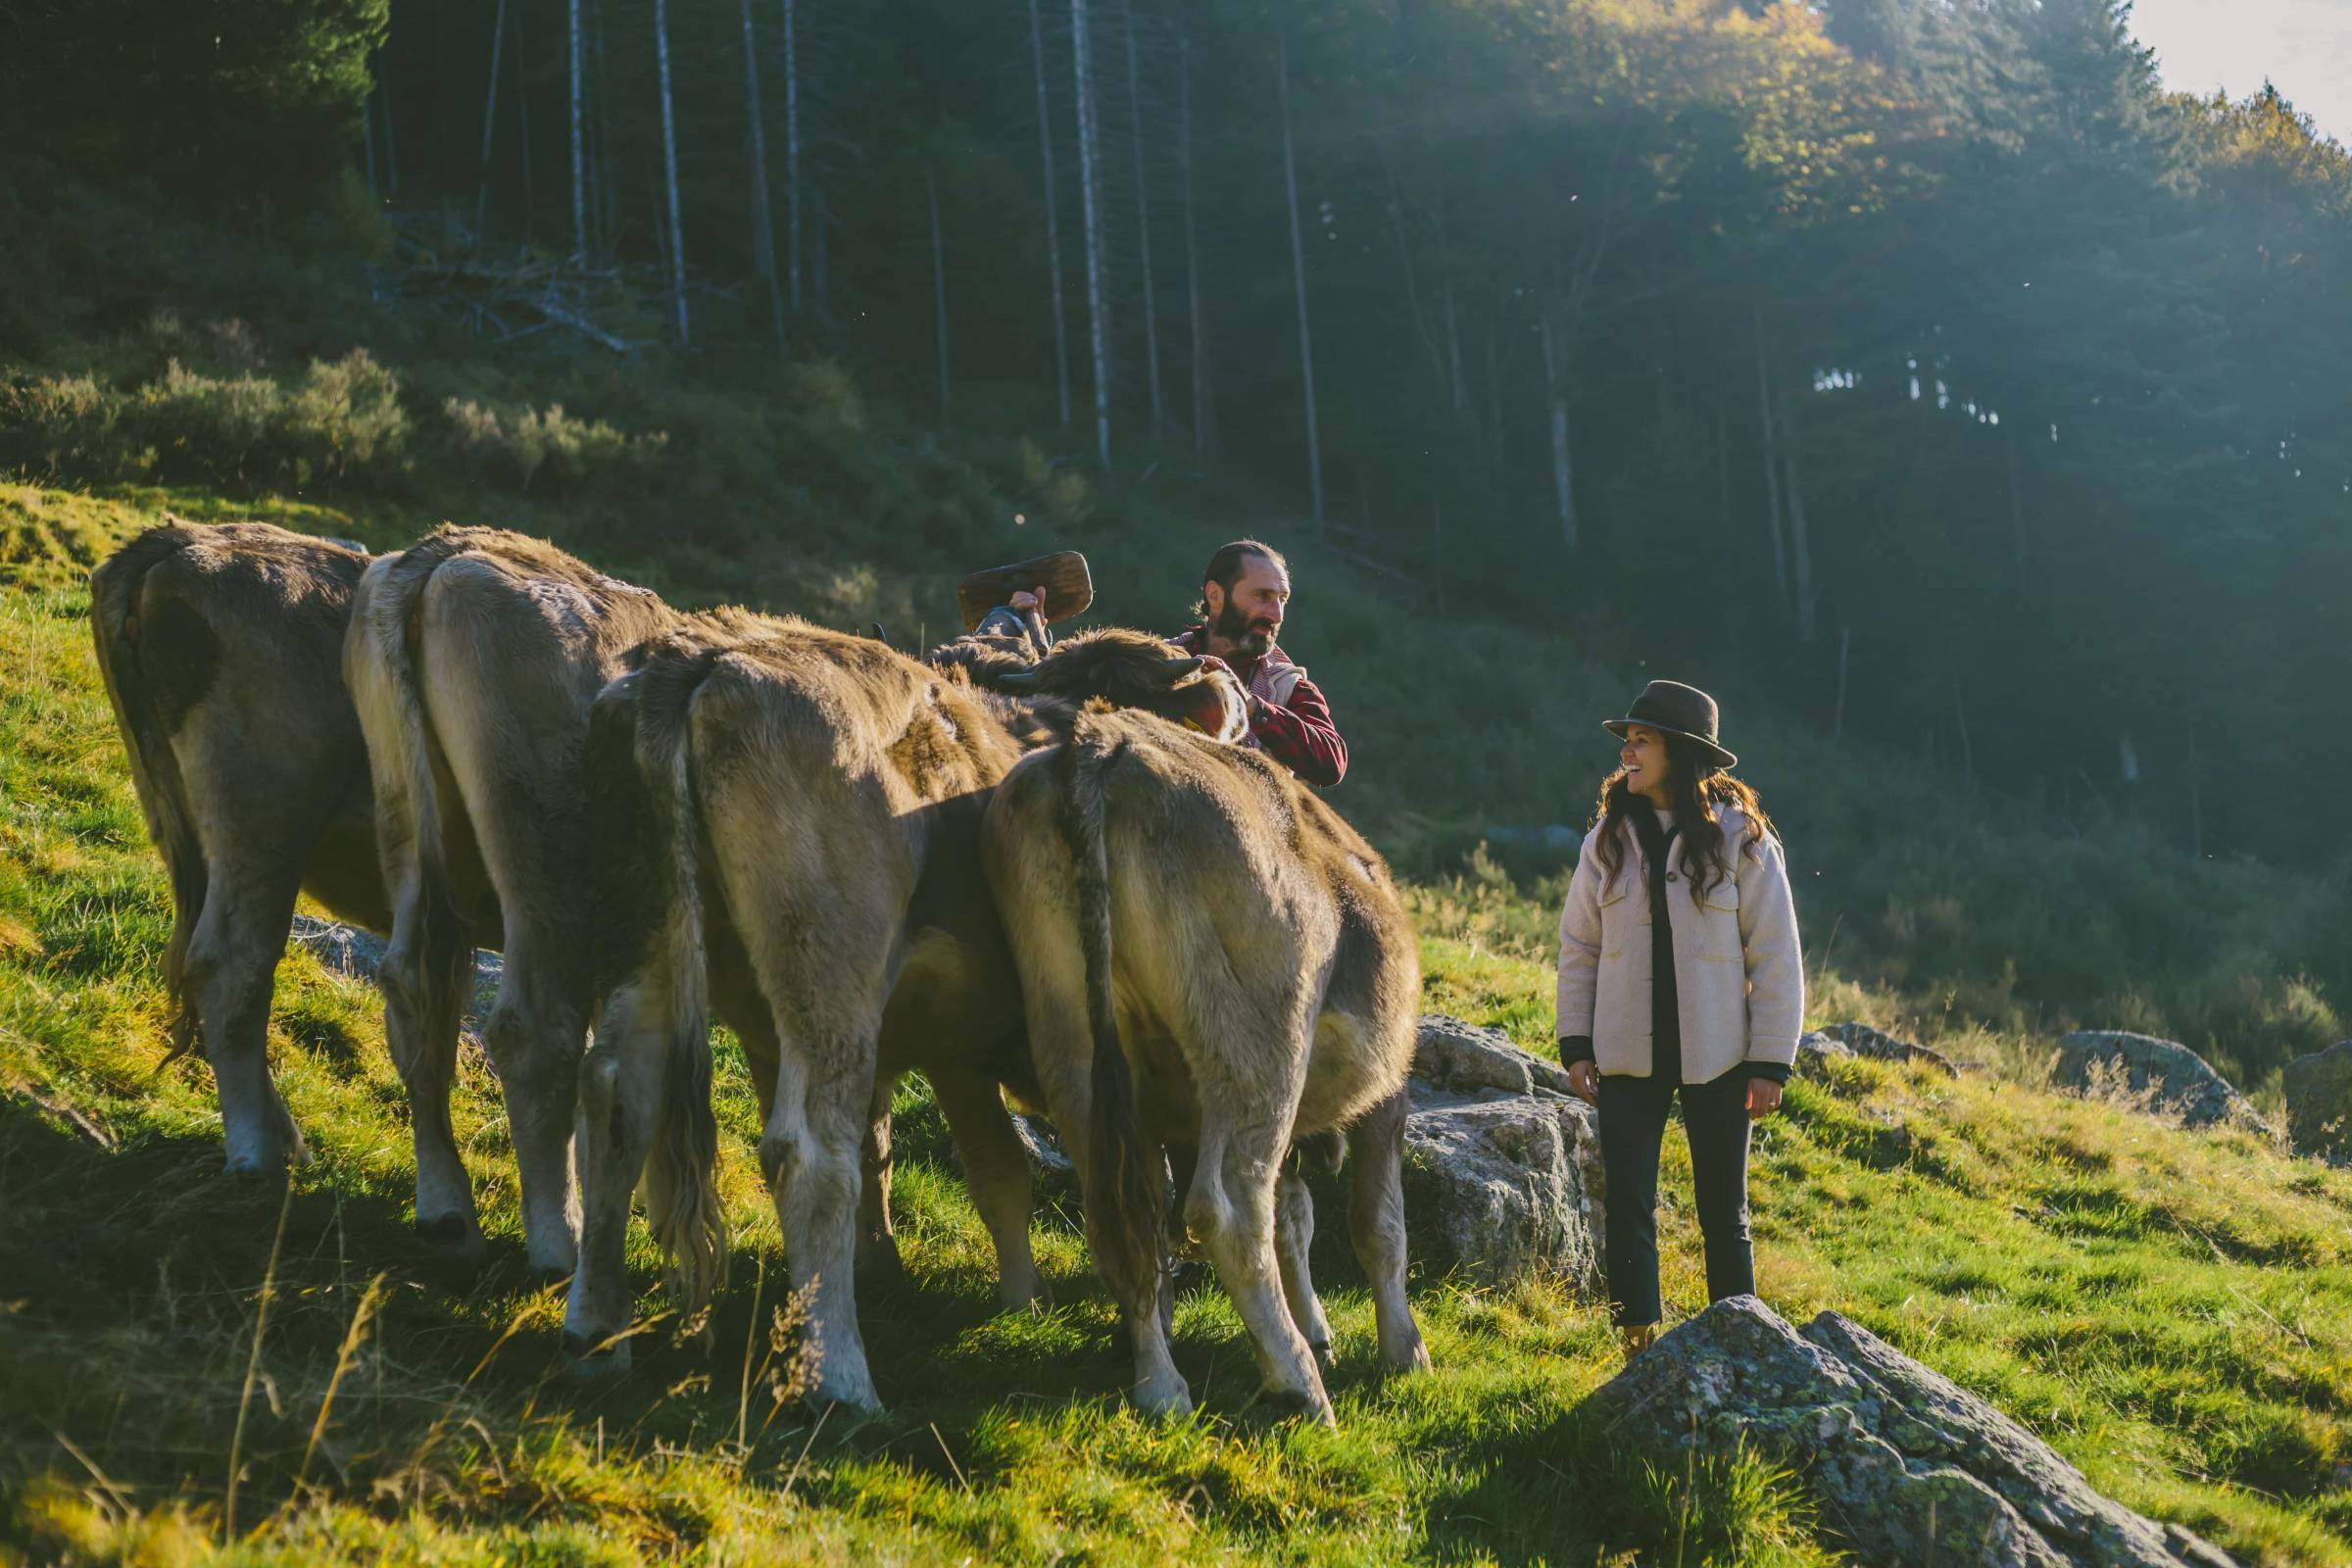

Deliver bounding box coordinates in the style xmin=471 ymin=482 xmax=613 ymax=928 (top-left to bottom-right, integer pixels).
xmin=379 ymin=68 xmax=399 ymax=195
xmin=1538 ymin=308 xmax=1576 ymax=553
xmin=475 ymin=0 xmax=508 ymax=240
xmin=1124 ymin=8 xmax=1163 ymax=441
xmin=1029 ymin=0 xmax=1072 ymax=427
xmin=516 ymin=1 xmax=533 ymax=231
xmin=1778 ymin=381 xmax=1819 ymax=644
xmin=1277 ymin=32 xmax=1323 ymax=524
xmin=2004 ymin=418 xmax=2028 ymax=589
xmin=654 ymin=0 xmax=689 ymax=343
xmin=1382 ymin=157 xmax=1442 ymax=393
xmin=739 ymin=0 xmax=787 ymax=349
xmin=811 ymin=179 xmax=830 ymax=324
xmin=363 ymin=82 xmax=378 ymax=198
xmin=929 ymin=172 xmax=951 ymax=418
xmin=590 ymin=0 xmax=616 ymax=260
xmin=1753 ymin=306 xmax=1791 ymax=620
xmin=569 ymin=0 xmax=586 ymax=260
xmin=1071 ymin=0 xmax=1112 ymax=472
xmin=1179 ymin=24 xmax=1208 ymax=457
xmin=782 ymin=0 xmax=803 ymax=312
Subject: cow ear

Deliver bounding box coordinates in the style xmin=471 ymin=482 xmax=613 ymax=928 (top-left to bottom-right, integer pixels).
xmin=1158 ymin=656 xmax=1204 ymax=684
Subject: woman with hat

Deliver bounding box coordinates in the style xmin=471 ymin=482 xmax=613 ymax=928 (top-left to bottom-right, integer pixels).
xmin=1554 ymin=680 xmax=1804 ymax=1358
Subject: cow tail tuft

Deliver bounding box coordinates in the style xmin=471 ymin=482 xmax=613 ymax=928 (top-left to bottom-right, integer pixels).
xmin=1062 ymin=727 xmax=1165 ymax=1324
xmin=633 ymin=646 xmax=729 ymax=1314
xmin=90 ymin=526 xmax=209 ymax=1064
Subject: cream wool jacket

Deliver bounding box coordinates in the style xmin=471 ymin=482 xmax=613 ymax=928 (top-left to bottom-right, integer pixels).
xmin=1554 ymin=804 xmax=1804 ymax=1083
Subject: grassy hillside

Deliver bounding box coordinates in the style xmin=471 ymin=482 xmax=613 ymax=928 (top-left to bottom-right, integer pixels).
xmin=3 ymin=486 xmax=2350 ymax=1564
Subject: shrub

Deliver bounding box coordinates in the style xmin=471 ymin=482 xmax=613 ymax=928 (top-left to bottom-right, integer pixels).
xmin=443 ymin=396 xmax=666 ymax=494
xmin=136 ymin=359 xmax=282 ymax=479
xmin=0 ymin=372 xmax=144 ymax=478
xmin=779 ymin=359 xmax=866 ymax=439
xmin=285 ymin=348 xmax=408 ymax=483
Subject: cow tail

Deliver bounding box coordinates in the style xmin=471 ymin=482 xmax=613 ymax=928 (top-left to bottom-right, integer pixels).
xmin=630 ymin=648 xmax=728 ymax=1313
xmin=90 ymin=526 xmax=209 ymax=1065
xmin=360 ymin=539 xmax=472 ymax=1050
xmin=1062 ymin=728 xmax=1165 ymax=1320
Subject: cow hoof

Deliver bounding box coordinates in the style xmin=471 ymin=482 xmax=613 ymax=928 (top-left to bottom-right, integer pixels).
xmin=530 ymin=1262 xmax=574 ymax=1290
xmin=1133 ymin=1379 xmax=1195 ymax=1419
xmin=857 ymin=1239 xmax=908 ymax=1293
xmin=1252 ymin=1385 xmax=1335 ymax=1426
xmin=1309 ymin=1340 xmax=1334 ymax=1371
xmin=416 ymin=1214 xmax=488 ymax=1263
xmin=1382 ymin=1338 xmax=1433 ymax=1377
xmin=563 ymin=1328 xmax=632 ymax=1377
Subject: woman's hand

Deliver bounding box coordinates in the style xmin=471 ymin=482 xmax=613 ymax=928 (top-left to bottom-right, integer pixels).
xmin=1567 ymin=1060 xmax=1599 ymax=1105
xmin=1746 ymin=1077 xmax=1784 ymax=1118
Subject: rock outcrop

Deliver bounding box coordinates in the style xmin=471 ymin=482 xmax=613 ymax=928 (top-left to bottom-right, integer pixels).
xmin=2283 ymin=1041 xmax=2352 ymax=1164
xmin=1397 ymin=1016 xmax=1604 ymax=1292
xmin=1815 ymin=1020 xmax=1959 ymax=1075
xmin=1591 ymin=1297 xmax=2237 ymax=1568
xmin=2051 ymin=1031 xmax=2272 ymax=1135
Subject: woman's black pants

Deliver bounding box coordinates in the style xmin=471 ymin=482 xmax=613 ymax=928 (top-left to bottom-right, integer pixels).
xmin=1596 ymin=1069 xmax=1754 ymax=1327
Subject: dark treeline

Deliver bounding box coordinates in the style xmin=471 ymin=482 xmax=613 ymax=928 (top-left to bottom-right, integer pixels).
xmin=8 ymin=0 xmax=2352 ymax=868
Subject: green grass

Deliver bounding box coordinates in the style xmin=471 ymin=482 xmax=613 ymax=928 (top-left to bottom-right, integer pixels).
xmin=4 ymin=486 xmax=2351 ymax=1564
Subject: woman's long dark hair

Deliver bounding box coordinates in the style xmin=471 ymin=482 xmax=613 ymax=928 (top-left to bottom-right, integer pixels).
xmin=1591 ymin=732 xmax=1776 ymax=896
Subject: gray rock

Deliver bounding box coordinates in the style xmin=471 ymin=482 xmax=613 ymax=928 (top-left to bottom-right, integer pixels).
xmin=1414 ymin=1013 xmax=1579 ymax=1098
xmin=2052 ymin=1031 xmax=2272 ymax=1135
xmin=2283 ymin=1041 xmax=2352 ymax=1164
xmin=1399 ymin=1074 xmax=1604 ymax=1294
xmin=1007 ymin=1109 xmax=1077 ymax=1201
xmin=287 ymin=914 xmax=503 ymax=1044
xmin=1819 ymin=1020 xmax=1959 ymax=1076
xmin=1592 ymin=1297 xmax=2237 ymax=1568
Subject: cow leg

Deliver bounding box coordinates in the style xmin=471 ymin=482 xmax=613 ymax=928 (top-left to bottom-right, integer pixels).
xmin=480 ymin=921 xmax=585 ymax=1278
xmin=1346 ymin=1087 xmax=1430 ymax=1375
xmin=1028 ymin=1015 xmax=1187 ymax=1414
xmin=379 ymin=879 xmax=479 ymax=1256
xmin=760 ymin=1022 xmax=884 ymax=1413
xmin=1273 ymin=1164 xmax=1332 ymax=1364
xmin=183 ymin=864 xmax=308 ymax=1174
xmin=564 ymin=978 xmax=666 ymax=1371
xmin=858 ymin=1079 xmax=906 ymax=1288
xmin=1186 ymin=1110 xmax=1332 ymax=1425
xmin=930 ymin=1065 xmax=1045 ymax=1311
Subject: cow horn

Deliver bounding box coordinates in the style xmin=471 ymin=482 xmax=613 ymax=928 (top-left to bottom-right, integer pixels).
xmin=996 ymin=668 xmax=1044 ymax=691
xmin=1159 ymin=656 xmax=1204 ymax=683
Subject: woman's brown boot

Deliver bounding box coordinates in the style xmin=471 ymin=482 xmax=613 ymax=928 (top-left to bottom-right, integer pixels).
xmin=1620 ymin=1323 xmax=1658 ymax=1360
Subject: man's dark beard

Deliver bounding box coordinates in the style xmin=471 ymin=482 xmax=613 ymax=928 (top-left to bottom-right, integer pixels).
xmin=1212 ymin=598 xmax=1274 ymax=656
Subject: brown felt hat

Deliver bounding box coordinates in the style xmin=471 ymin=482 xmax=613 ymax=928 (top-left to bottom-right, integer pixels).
xmin=1603 ymin=680 xmax=1737 ymax=770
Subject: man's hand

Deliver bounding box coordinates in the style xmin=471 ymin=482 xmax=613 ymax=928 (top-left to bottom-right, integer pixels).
xmin=1567 ymin=1059 xmax=1599 ymax=1105
xmin=1009 ymin=586 xmax=1046 ymax=614
xmin=1747 ymin=1077 xmax=1784 ymax=1118
xmin=1192 ymin=653 xmax=1236 ymax=682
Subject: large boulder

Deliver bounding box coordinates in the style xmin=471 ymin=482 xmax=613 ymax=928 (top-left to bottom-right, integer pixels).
xmin=2051 ymin=1031 xmax=2272 ymax=1135
xmin=2283 ymin=1041 xmax=2352 ymax=1164
xmin=1817 ymin=1020 xmax=1959 ymax=1076
xmin=1398 ymin=1017 xmax=1604 ymax=1293
xmin=1591 ymin=1297 xmax=2236 ymax=1568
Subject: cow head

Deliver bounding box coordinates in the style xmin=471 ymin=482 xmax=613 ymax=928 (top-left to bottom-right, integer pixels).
xmin=991 ymin=626 xmax=1250 ymax=742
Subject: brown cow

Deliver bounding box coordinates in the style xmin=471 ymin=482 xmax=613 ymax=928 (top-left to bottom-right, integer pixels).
xmin=980 ymin=700 xmax=1431 ymax=1425
xmin=344 ymin=526 xmax=685 ymax=1275
xmin=561 ymin=618 xmax=1247 ymax=1408
xmin=90 ymin=520 xmax=390 ymax=1174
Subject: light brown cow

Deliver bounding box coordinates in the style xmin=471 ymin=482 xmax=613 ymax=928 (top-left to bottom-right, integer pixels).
xmin=90 ymin=520 xmax=390 ymax=1173
xmin=344 ymin=526 xmax=685 ymax=1275
xmin=561 ymin=618 xmax=1248 ymax=1408
xmin=980 ymin=701 xmax=1431 ymax=1425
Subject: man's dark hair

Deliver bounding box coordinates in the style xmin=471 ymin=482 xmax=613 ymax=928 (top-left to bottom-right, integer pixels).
xmin=1194 ymin=539 xmax=1288 ymax=619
